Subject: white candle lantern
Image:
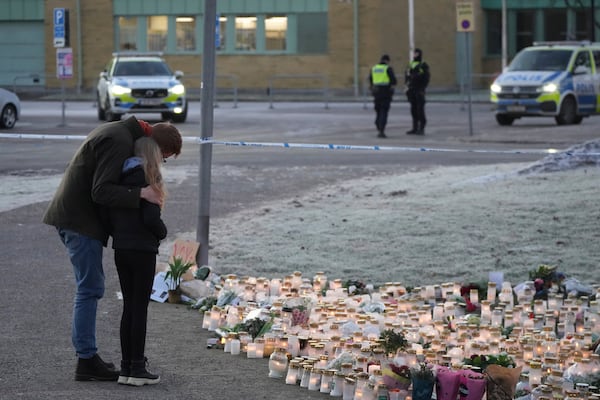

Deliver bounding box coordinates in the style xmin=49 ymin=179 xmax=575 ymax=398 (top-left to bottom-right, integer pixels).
xmin=268 ymin=347 xmax=289 ymax=378
xmin=208 ymin=306 xmax=221 ymax=331
xmin=269 ymin=278 xmax=281 ymax=297
xmin=470 ymin=289 xmax=479 ymax=304
xmin=285 ymin=360 xmax=300 ymax=385
xmin=202 ymin=311 xmax=210 ymax=329
xmin=487 ymin=282 xmax=497 ymax=303
xmin=480 ymin=300 xmax=492 ymax=324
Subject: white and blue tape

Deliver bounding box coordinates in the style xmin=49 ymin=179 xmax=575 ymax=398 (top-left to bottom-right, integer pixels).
xmin=0 ymin=133 xmax=598 ymax=157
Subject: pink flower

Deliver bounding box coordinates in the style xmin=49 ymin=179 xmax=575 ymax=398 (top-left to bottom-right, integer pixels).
xmin=465 ymin=299 xmax=477 ymax=313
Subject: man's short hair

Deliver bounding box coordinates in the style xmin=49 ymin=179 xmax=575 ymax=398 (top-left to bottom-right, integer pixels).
xmin=151 ymin=123 xmax=182 ymax=156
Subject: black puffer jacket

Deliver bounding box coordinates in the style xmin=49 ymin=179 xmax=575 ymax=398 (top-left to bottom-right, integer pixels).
xmin=109 ymin=159 xmax=167 ymax=254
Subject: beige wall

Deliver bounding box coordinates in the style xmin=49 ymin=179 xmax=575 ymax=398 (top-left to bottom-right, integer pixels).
xmin=44 ymin=0 xmax=493 ymax=93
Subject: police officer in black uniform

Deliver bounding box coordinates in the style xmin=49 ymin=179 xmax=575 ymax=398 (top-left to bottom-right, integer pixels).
xmin=405 ymin=48 xmax=430 ymax=135
xmin=368 ymin=54 xmax=397 ymax=138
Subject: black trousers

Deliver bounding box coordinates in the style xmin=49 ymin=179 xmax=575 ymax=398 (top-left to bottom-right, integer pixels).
xmin=372 ymin=88 xmax=393 ymax=133
xmin=407 ymin=89 xmax=426 ymax=129
xmin=114 ymin=249 xmax=156 ymax=363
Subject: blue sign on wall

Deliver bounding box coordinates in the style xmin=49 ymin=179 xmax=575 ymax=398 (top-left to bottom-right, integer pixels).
xmin=53 ymin=8 xmax=68 ymax=47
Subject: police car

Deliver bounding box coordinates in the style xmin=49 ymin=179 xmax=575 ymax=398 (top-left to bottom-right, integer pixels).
xmin=96 ymin=52 xmax=187 ymax=123
xmin=490 ymin=41 xmax=600 ymax=126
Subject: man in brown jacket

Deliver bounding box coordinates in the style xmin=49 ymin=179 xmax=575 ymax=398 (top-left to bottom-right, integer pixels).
xmin=43 ymin=116 xmax=182 ymax=381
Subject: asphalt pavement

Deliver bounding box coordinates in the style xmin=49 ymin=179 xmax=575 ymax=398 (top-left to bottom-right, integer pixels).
xmin=1 ymin=98 xmax=599 ymax=400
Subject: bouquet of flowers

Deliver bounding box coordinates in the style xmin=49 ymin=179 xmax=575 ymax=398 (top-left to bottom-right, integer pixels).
xmin=459 ymin=368 xmax=487 ymax=400
xmin=528 ymin=264 xmax=564 ymax=299
xmin=459 ymin=283 xmax=485 ymax=313
xmin=410 ymin=362 xmax=436 ymax=400
xmin=343 ymin=279 xmax=370 ymax=295
xmin=485 ymin=364 xmax=522 ymax=400
xmin=382 ymin=362 xmax=411 ymax=391
xmin=281 ymin=297 xmax=312 ymax=326
xmin=436 ymin=365 xmax=462 ymax=400
xmin=563 ymin=359 xmax=600 ymax=388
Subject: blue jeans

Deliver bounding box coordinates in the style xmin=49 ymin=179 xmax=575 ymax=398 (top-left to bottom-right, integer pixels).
xmin=58 ymin=228 xmax=105 ymax=359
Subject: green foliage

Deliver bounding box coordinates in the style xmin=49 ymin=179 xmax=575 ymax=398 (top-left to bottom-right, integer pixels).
xmin=410 ymin=362 xmax=435 ymax=381
xmin=194 ymin=296 xmax=217 ymax=311
xmin=164 ymin=256 xmax=194 ymax=291
xmin=231 ymin=317 xmax=273 ymax=340
xmin=462 ymin=353 xmax=516 ymax=371
xmin=528 ymin=264 xmax=558 ymax=282
xmin=379 ymin=329 xmax=408 ymax=355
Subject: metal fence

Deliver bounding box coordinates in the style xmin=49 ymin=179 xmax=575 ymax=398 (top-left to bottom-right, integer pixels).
xmin=267 ymin=74 xmax=329 ymax=109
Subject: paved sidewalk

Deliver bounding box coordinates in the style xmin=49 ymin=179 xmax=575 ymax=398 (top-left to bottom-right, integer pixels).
xmin=2 ymin=100 xmax=598 ymax=400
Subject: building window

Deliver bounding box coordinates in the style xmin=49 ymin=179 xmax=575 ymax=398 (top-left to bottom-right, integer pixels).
xmin=148 ymin=16 xmax=168 ymax=52
xmin=486 ymin=10 xmax=501 ymax=56
xmin=119 ymin=17 xmax=138 ymax=50
xmin=576 ymin=10 xmax=593 ymax=40
xmin=265 ymin=15 xmax=287 ymax=51
xmin=516 ymin=11 xmax=535 ymax=51
xmin=544 ymin=9 xmax=567 ymax=41
xmin=235 ymin=16 xmax=256 ymax=51
xmin=297 ymin=13 xmax=328 ymax=54
xmin=176 ymin=16 xmax=196 ymax=51
xmin=217 ymin=16 xmax=227 ymax=50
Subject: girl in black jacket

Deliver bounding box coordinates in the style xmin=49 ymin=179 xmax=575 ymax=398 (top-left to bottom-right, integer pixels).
xmin=109 ymin=137 xmax=167 ymax=386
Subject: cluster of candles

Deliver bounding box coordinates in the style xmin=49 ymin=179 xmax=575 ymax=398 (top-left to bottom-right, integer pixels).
xmin=200 ymin=271 xmax=600 ymax=399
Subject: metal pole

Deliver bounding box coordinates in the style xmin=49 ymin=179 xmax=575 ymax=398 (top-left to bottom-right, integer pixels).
xmin=466 ymin=32 xmax=473 ymax=136
xmin=353 ymin=0 xmax=359 ymax=98
xmin=76 ymin=0 xmax=82 ymax=94
xmin=501 ymin=0 xmax=507 ymax=69
xmin=197 ymin=0 xmax=217 ymax=268
xmin=58 ymin=79 xmax=67 ymax=127
xmin=408 ymin=0 xmax=415 ymax=59
xmin=592 ymin=0 xmax=596 ymax=42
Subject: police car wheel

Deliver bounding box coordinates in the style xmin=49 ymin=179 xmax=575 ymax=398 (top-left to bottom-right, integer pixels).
xmin=555 ymin=96 xmax=577 ymax=125
xmin=495 ymin=114 xmax=515 ymax=126
xmin=96 ymin=92 xmax=106 ymax=121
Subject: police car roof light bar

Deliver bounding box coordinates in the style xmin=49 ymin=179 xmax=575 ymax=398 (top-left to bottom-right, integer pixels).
xmin=112 ymin=51 xmax=164 ymax=59
xmin=532 ymin=40 xmax=593 ymax=47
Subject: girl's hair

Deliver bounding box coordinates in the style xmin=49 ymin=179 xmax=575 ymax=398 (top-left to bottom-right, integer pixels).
xmin=134 ymin=137 xmax=167 ymax=201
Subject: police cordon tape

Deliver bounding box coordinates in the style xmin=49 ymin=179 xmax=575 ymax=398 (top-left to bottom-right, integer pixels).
xmin=1 ymin=132 xmax=599 ymax=157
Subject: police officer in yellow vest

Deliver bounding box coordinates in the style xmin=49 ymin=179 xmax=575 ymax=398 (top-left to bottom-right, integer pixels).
xmin=405 ymin=48 xmax=430 ymax=135
xmin=368 ymin=54 xmax=397 ymax=138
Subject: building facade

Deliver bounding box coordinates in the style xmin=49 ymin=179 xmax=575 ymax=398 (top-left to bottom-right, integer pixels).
xmin=0 ymin=0 xmax=598 ymax=95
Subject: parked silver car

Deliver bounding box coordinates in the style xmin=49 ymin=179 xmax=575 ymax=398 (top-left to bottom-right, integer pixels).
xmin=0 ymin=88 xmax=21 ymax=129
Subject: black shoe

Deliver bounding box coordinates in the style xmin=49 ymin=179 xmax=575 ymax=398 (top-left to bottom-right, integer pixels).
xmin=415 ymin=129 xmax=425 ymax=135
xmin=406 ymin=129 xmax=417 ymax=135
xmin=75 ymin=354 xmax=120 ymax=381
xmin=95 ymin=353 xmax=116 ymax=370
xmin=128 ymin=358 xmax=160 ymax=386
xmin=118 ymin=360 xmax=131 ymax=385
xmin=377 ymin=131 xmax=387 ymax=138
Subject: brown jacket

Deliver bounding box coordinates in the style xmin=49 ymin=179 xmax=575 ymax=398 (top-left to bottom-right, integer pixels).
xmin=43 ymin=116 xmax=146 ymax=245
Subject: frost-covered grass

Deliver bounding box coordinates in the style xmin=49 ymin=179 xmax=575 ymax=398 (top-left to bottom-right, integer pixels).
xmin=168 ymin=161 xmax=600 ymax=288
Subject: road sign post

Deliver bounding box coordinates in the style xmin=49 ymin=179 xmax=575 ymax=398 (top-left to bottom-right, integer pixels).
xmin=53 ymin=8 xmax=70 ymax=48
xmin=456 ymin=1 xmax=475 ymax=136
xmin=56 ymin=47 xmax=73 ymax=127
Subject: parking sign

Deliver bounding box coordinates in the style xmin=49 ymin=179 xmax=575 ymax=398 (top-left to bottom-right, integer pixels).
xmin=54 ymin=8 xmax=67 ymax=47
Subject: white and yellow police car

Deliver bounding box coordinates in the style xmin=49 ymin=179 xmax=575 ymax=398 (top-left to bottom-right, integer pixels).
xmin=490 ymin=41 xmax=600 ymax=126
xmin=97 ymin=52 xmax=187 ymax=123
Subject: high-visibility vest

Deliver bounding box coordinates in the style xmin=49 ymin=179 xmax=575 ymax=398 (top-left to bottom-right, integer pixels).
xmin=408 ymin=60 xmax=425 ymax=75
xmin=371 ymin=64 xmax=390 ymax=85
